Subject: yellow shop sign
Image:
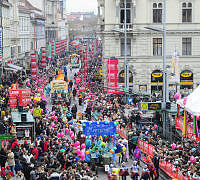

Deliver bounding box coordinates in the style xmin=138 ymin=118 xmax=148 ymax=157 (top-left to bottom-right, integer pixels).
xmin=152 ymin=73 xmax=162 ymax=78
xmin=181 ymin=72 xmax=192 ymax=78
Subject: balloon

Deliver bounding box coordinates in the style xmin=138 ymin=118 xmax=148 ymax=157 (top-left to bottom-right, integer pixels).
xmin=41 ymin=109 xmax=44 ymax=113
xmin=76 ymin=145 xmax=80 ymax=149
xmin=75 ymin=141 xmax=80 ymax=146
xmin=33 ymin=99 xmax=37 ymax=103
xmin=174 ymin=93 xmax=181 ymax=100
xmin=101 ymin=142 xmax=105 ymax=147
xmin=65 ymin=128 xmax=69 ymax=133
xmin=183 ymin=97 xmax=187 ymax=105
xmin=154 ymin=124 xmax=158 ymax=129
xmin=110 ymin=149 xmax=115 ymax=153
xmin=122 ymin=146 xmax=126 ymax=151
xmin=30 ymin=109 xmax=33 ymax=113
xmin=85 ymin=150 xmax=90 ymax=155
xmin=71 ymin=135 xmax=74 ymax=140
xmin=60 ymin=132 xmax=65 ymax=138
xmin=51 ymin=122 xmax=55 ymax=128
xmin=80 ymin=152 xmax=85 ymax=159
xmin=81 ymin=144 xmax=85 ymax=149
xmin=190 ymin=156 xmax=196 ymax=163
xmin=57 ymin=133 xmax=61 ymax=138
xmin=171 ymin=143 xmax=176 ymax=150
xmin=76 ymin=150 xmax=81 ymax=155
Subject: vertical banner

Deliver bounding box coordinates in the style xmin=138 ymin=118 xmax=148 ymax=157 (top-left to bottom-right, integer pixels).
xmin=9 ymin=89 xmax=31 ymax=108
xmin=41 ymin=47 xmax=46 ymax=68
xmin=30 ymin=53 xmax=37 ymax=80
xmin=107 ymin=59 xmax=119 ymax=93
xmin=51 ymin=41 xmax=55 ymax=57
xmin=0 ymin=28 xmax=2 ymax=61
xmin=48 ymin=43 xmax=52 ymax=58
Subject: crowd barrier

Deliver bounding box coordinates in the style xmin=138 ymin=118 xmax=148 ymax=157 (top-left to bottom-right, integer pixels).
xmin=138 ymin=139 xmax=194 ymax=180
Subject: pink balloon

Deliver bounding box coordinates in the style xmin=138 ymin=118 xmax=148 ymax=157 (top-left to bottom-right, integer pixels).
xmin=76 ymin=150 xmax=81 ymax=155
xmin=154 ymin=124 xmax=158 ymax=129
xmin=51 ymin=122 xmax=55 ymax=128
xmin=71 ymin=135 xmax=74 ymax=140
xmin=183 ymin=97 xmax=187 ymax=105
xmin=171 ymin=143 xmax=176 ymax=150
xmin=57 ymin=133 xmax=61 ymax=138
xmin=30 ymin=109 xmax=33 ymax=113
xmin=81 ymin=144 xmax=85 ymax=149
xmin=60 ymin=132 xmax=65 ymax=138
xmin=41 ymin=109 xmax=44 ymax=113
xmin=65 ymin=129 xmax=69 ymax=133
xmin=33 ymin=99 xmax=37 ymax=103
xmin=76 ymin=141 xmax=80 ymax=146
xmin=190 ymin=156 xmax=196 ymax=163
xmin=80 ymin=152 xmax=85 ymax=159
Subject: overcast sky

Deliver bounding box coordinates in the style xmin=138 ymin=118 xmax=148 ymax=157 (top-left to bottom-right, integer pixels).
xmin=66 ymin=0 xmax=98 ymax=13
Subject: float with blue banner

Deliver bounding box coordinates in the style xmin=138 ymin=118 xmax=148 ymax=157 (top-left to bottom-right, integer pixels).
xmin=82 ymin=121 xmax=117 ymax=172
xmin=82 ymin=121 xmax=116 ymax=136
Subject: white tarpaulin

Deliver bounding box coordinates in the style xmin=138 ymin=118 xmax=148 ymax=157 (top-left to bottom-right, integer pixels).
xmin=7 ymin=63 xmax=23 ymax=71
xmin=177 ymin=86 xmax=200 ymax=116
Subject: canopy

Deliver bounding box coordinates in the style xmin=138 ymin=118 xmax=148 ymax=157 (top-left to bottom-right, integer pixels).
xmin=7 ymin=64 xmax=23 ymax=71
xmin=177 ymin=86 xmax=200 ymax=116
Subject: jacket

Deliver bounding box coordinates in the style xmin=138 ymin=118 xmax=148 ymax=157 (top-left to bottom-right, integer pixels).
xmin=7 ymin=151 xmax=15 ymax=166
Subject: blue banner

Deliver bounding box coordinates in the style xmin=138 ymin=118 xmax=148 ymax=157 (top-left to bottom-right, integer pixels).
xmin=82 ymin=121 xmax=116 ymax=136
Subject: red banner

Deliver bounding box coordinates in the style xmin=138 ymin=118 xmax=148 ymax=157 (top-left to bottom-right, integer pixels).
xmin=79 ymin=86 xmax=86 ymax=92
xmin=37 ymin=88 xmax=44 ymax=94
xmin=107 ymin=59 xmax=119 ymax=93
xmin=138 ymin=139 xmax=193 ymax=180
xmin=175 ymin=117 xmax=200 ymax=142
xmin=41 ymin=47 xmax=46 ymax=68
xmin=9 ymin=89 xmax=31 ymax=108
xmin=30 ymin=53 xmax=37 ymax=80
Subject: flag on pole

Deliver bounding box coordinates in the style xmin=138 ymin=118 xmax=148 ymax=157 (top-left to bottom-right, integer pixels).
xmin=182 ymin=109 xmax=187 ymax=137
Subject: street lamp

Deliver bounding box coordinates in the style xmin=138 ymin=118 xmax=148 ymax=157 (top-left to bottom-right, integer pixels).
xmin=112 ymin=0 xmax=129 ymax=101
xmin=144 ymin=0 xmax=169 ymax=138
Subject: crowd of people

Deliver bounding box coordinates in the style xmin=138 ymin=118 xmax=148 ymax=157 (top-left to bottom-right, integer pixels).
xmin=0 ymin=42 xmax=199 ymax=180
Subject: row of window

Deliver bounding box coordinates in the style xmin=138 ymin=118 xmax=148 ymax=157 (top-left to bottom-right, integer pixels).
xmin=120 ymin=37 xmax=192 ymax=56
xmin=19 ymin=16 xmax=30 ymax=32
xmin=120 ymin=2 xmax=193 ymax=24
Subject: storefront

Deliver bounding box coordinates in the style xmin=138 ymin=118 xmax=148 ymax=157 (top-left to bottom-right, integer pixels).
xmin=151 ymin=70 xmax=163 ymax=93
xmin=180 ymin=70 xmax=193 ymax=90
xmin=118 ymin=70 xmax=133 ymax=86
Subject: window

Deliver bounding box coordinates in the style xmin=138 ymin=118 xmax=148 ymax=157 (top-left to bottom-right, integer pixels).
xmin=153 ymin=38 xmax=162 ymax=56
xmin=182 ymin=2 xmax=192 ymax=22
xmin=153 ymin=3 xmax=162 ymax=23
xmin=182 ymin=38 xmax=192 ymax=55
xmin=121 ymin=38 xmax=131 ymax=56
xmin=120 ymin=2 xmax=131 ymax=23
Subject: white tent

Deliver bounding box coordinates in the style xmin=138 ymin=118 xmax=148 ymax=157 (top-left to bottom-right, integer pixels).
xmin=177 ymin=86 xmax=200 ymax=116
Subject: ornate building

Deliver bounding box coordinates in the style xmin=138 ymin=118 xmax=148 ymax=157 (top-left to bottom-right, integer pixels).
xmin=98 ymin=0 xmax=200 ymax=95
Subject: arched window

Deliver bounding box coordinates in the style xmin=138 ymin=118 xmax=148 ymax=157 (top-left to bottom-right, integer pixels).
xmin=182 ymin=2 xmax=192 ymax=22
xmin=153 ymin=2 xmax=162 ymax=23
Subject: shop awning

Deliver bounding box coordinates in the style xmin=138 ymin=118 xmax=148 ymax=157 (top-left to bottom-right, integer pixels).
xmin=7 ymin=63 xmax=23 ymax=71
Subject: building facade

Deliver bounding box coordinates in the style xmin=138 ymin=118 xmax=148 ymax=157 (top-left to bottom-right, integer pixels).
xmin=98 ymin=0 xmax=200 ymax=95
xmin=0 ymin=0 xmax=12 ymax=63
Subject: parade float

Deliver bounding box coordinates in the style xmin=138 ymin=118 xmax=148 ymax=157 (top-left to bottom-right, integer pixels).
xmin=175 ymin=86 xmax=200 ymax=142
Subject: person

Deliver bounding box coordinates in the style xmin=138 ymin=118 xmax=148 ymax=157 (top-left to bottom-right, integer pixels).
xmin=140 ymin=165 xmax=150 ymax=180
xmin=71 ymin=104 xmax=77 ymax=119
xmin=7 ymin=150 xmax=15 ymax=176
xmin=72 ymin=88 xmax=77 ymax=99
xmin=152 ymin=152 xmax=160 ymax=179
xmin=119 ymin=162 xmax=129 ymax=180
xmin=130 ymin=161 xmax=139 ymax=180
xmin=133 ymin=146 xmax=141 ymax=163
xmin=15 ymin=170 xmax=25 ymax=180
xmin=0 ymin=147 xmax=7 ymax=168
